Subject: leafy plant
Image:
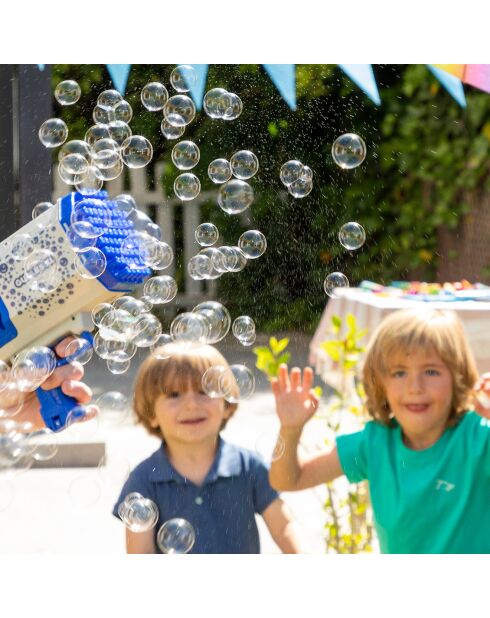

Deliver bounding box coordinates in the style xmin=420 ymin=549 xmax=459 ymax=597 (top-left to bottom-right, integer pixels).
xmin=253 ymin=336 xmax=291 ymax=378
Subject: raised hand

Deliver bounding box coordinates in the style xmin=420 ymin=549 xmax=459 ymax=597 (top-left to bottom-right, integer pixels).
xmin=271 ymin=364 xmax=319 ymax=429
xmin=473 ymin=372 xmax=490 ymax=420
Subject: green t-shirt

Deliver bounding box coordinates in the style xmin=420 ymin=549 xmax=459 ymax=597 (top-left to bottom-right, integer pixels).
xmin=336 ymin=411 xmax=490 ymax=553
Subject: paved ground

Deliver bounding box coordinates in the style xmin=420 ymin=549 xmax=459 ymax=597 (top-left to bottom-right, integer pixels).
xmin=0 ymin=333 xmax=335 ymax=554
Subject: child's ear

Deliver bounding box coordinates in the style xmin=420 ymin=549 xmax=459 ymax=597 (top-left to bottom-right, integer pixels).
xmin=149 ymin=415 xmax=159 ymax=428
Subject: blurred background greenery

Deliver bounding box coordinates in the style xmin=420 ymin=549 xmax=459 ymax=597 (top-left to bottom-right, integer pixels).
xmin=52 ymin=64 xmax=490 ymax=333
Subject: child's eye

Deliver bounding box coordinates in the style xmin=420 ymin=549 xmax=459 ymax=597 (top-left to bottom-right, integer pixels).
xmin=167 ymin=391 xmax=181 ymax=398
xmin=391 ymin=370 xmax=406 ymax=378
xmin=426 ymin=369 xmax=440 ymax=376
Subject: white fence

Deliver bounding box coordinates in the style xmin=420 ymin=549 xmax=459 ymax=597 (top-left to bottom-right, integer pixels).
xmin=52 ymin=164 xmax=218 ymax=308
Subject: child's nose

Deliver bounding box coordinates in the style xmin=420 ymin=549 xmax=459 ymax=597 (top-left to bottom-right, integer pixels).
xmin=408 ymin=374 xmax=423 ymax=393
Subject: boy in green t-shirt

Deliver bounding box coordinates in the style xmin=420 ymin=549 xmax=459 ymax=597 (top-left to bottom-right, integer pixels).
xmin=270 ymin=308 xmax=490 ymax=553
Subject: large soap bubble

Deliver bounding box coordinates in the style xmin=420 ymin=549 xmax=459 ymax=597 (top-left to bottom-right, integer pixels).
xmin=157 ymin=518 xmax=196 ymax=554
xmin=238 ymin=230 xmax=267 ymax=259
xmin=141 ymin=82 xmax=169 ymax=111
xmin=331 ymin=133 xmax=366 ymax=169
xmin=230 ymin=150 xmax=259 ymax=180
xmin=171 ymin=141 xmax=200 ymax=170
xmin=192 ymin=301 xmax=231 ymax=343
xmin=39 ymin=118 xmax=68 ymax=148
xmin=170 ymin=312 xmax=211 ymax=344
xmin=218 ymin=180 xmax=254 ymax=214
xmin=208 ymin=159 xmax=232 ymax=184
xmin=323 ymin=272 xmax=349 ymax=297
xmin=174 ymin=173 xmax=201 ymax=201
xmin=338 ymin=222 xmax=366 ymax=250
xmin=170 ymin=65 xmax=197 ymax=93
xmin=55 ymin=80 xmax=81 ymax=106
xmin=121 ymin=135 xmax=153 ymax=168
xmin=163 ymin=95 xmax=196 ymax=127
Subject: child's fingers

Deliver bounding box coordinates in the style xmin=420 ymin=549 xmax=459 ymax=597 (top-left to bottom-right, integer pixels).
xmin=278 ymin=364 xmax=290 ymax=392
xmin=270 ymin=378 xmax=280 ymax=399
xmin=290 ymin=367 xmax=301 ymax=390
xmin=302 ymin=367 xmax=314 ymax=392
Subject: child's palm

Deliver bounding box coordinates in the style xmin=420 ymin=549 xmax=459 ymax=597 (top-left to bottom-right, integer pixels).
xmin=271 ymin=365 xmax=319 ymax=429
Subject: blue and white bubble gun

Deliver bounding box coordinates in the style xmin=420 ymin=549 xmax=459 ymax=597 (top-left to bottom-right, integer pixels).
xmin=0 ymin=191 xmax=151 ymax=431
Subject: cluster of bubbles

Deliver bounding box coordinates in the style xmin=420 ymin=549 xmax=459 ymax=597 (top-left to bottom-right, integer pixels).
xmin=279 ymin=160 xmax=314 ymax=198
xmin=39 ymin=81 xmax=156 ymax=191
xmin=203 ymin=88 xmax=243 ymax=121
xmin=201 ymin=363 xmax=255 ymax=402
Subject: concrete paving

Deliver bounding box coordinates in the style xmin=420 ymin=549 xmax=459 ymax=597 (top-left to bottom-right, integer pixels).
xmin=0 ymin=333 xmax=335 ymax=554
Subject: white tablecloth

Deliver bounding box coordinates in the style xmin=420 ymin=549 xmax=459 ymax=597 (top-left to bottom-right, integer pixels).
xmin=309 ymin=288 xmax=490 ymax=381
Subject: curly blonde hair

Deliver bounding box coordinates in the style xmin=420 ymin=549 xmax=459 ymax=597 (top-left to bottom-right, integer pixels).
xmin=361 ymin=308 xmax=478 ymax=426
xmin=133 ymin=342 xmax=238 ymax=440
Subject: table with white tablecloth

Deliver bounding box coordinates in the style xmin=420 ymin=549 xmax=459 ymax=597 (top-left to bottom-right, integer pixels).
xmin=309 ymin=288 xmax=490 ymax=382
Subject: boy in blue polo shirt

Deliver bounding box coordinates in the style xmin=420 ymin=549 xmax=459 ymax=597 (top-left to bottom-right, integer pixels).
xmin=270 ymin=308 xmax=490 ymax=553
xmin=113 ymin=341 xmax=305 ymax=553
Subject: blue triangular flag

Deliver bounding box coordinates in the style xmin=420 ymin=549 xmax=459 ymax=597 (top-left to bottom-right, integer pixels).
xmin=182 ymin=64 xmax=208 ymax=110
xmin=37 ymin=64 xmax=45 ymax=71
xmin=338 ymin=64 xmax=381 ymax=106
xmin=427 ymin=65 xmax=466 ymax=108
xmin=263 ymin=64 xmax=296 ymax=110
xmin=106 ymin=64 xmax=132 ymax=95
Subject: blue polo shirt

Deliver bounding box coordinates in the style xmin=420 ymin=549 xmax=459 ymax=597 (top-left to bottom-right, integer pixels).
xmin=113 ymin=438 xmax=279 ymax=554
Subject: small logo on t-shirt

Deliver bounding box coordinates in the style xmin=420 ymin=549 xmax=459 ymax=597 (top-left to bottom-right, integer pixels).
xmin=435 ymin=479 xmax=455 ymax=492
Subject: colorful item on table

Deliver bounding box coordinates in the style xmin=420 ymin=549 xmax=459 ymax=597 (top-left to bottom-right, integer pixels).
xmin=359 ymin=280 xmax=490 ymax=302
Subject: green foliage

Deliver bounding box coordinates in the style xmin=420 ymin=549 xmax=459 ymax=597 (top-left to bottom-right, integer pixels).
xmin=253 ymin=336 xmax=291 ymax=378
xmin=51 ymin=64 xmax=490 ymax=332
xmin=320 ymin=312 xmax=368 ymax=373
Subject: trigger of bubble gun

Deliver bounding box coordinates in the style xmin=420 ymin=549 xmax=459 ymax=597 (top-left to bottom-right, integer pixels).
xmin=0 ymin=191 xmax=152 ymax=431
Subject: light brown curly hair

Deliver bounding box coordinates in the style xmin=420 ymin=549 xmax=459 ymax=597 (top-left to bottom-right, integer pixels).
xmin=361 ymin=308 xmax=478 ymax=427
xmin=133 ymin=342 xmax=238 ymax=440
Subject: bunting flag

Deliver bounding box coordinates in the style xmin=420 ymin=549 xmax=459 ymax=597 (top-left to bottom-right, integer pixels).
xmin=338 ymin=64 xmax=381 ymax=106
xmin=106 ymin=64 xmax=132 ymax=95
xmin=184 ymin=64 xmax=209 ymax=110
xmin=262 ymin=64 xmax=296 ymax=110
xmin=37 ymin=65 xmax=45 ymax=71
xmin=434 ymin=64 xmax=490 ymax=95
xmin=427 ymin=65 xmax=466 ymax=107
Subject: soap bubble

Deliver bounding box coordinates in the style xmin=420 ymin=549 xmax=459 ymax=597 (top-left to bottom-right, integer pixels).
xmin=75 ymin=166 xmax=103 ymax=193
xmin=0 ymin=384 xmax=25 ymax=418
xmin=192 ymin=301 xmax=231 ymax=343
xmin=188 ymin=254 xmax=213 ymax=280
xmin=65 ymin=338 xmax=94 ymax=366
xmin=97 ymin=89 xmax=123 ymax=110
xmin=68 ymin=474 xmax=101 ymax=508
xmin=224 ymin=364 xmax=255 ymax=402
xmin=94 ymin=336 xmax=137 ymax=364
xmin=279 ymin=160 xmax=303 ymax=186
xmin=232 ymin=316 xmax=255 ymax=342
xmin=221 ymin=246 xmax=247 ymax=272
xmin=255 ymin=432 xmax=285 ymax=463
xmin=133 ymin=314 xmax=163 ymax=348
xmin=54 ymin=80 xmax=81 ymax=106
xmin=85 ymin=124 xmax=110 ymax=147
xmin=238 ymin=230 xmax=267 ymax=259
xmin=338 ymin=222 xmax=366 ymax=250
xmin=115 ymin=194 xmax=137 ymax=215
xmin=57 ymin=162 xmax=78 ymax=186
xmin=332 ymin=133 xmax=366 ymax=169
xmin=93 ymin=104 xmax=115 ymax=125
xmin=32 ymin=201 xmax=53 ymax=219
xmin=324 ymin=272 xmax=349 ymax=297
xmin=143 ymin=276 xmax=178 ymax=304
xmin=171 ymin=140 xmax=200 ymax=170
xmin=195 ymin=223 xmax=218 ymax=247
xmin=121 ymin=231 xmax=165 ymax=269
xmin=151 ymin=242 xmax=174 ymax=270
xmin=151 ymin=334 xmax=174 ymax=358
xmin=174 ymin=173 xmax=201 ymax=201
xmin=30 ymin=428 xmax=59 ymax=461
xmin=96 ymin=391 xmax=129 ymax=425
xmin=107 ymin=358 xmax=131 ymax=375
xmin=114 ymin=297 xmax=148 ymax=318
xmin=92 ymin=136 xmax=118 ymax=155
xmin=108 ymin=120 xmax=132 ymax=147
xmin=114 ymin=100 xmax=133 ymax=123
xmin=60 ymin=153 xmax=90 ymax=176
xmin=201 ymin=247 xmax=227 ymax=275
xmin=157 ymin=518 xmax=196 ymax=554
xmin=202 ymin=366 xmax=233 ymax=398
xmin=288 ymin=177 xmax=313 ymax=198
xmin=218 ymin=179 xmax=254 ymax=214
xmin=13 ymin=346 xmax=56 ymax=386
xmin=121 ymin=135 xmax=153 ymax=168
xmin=203 ymin=88 xmax=232 ymax=119
xmin=59 ymin=139 xmax=92 ymax=163
xmin=208 ymin=158 xmax=232 ymax=184
xmin=163 ymin=95 xmax=196 ymax=127
xmin=11 ymin=233 xmax=34 ymax=261
xmin=170 ymin=312 xmax=211 ymax=344
xmin=160 ymin=119 xmax=185 ymax=140
xmin=141 ymin=82 xmax=169 ymax=111
xmin=239 ymin=332 xmax=256 ymax=347
xmin=170 ymin=65 xmax=197 ymax=93
xmin=39 ymin=118 xmax=68 ymax=148
xmin=91 ymin=302 xmax=113 ymax=327
xmin=120 ymin=495 xmax=159 ymax=532
xmin=24 ymin=249 xmax=61 ymax=294
xmin=230 ymin=150 xmax=259 ymax=180
xmin=300 ymin=165 xmax=313 ymax=181
xmin=223 ymin=93 xmax=243 ymax=121
xmin=0 ymin=362 xmax=10 ymax=392
xmin=71 ymin=198 xmax=111 ymax=238
xmin=75 ymin=247 xmax=107 ymax=280
xmin=98 ymin=309 xmax=138 ymax=343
